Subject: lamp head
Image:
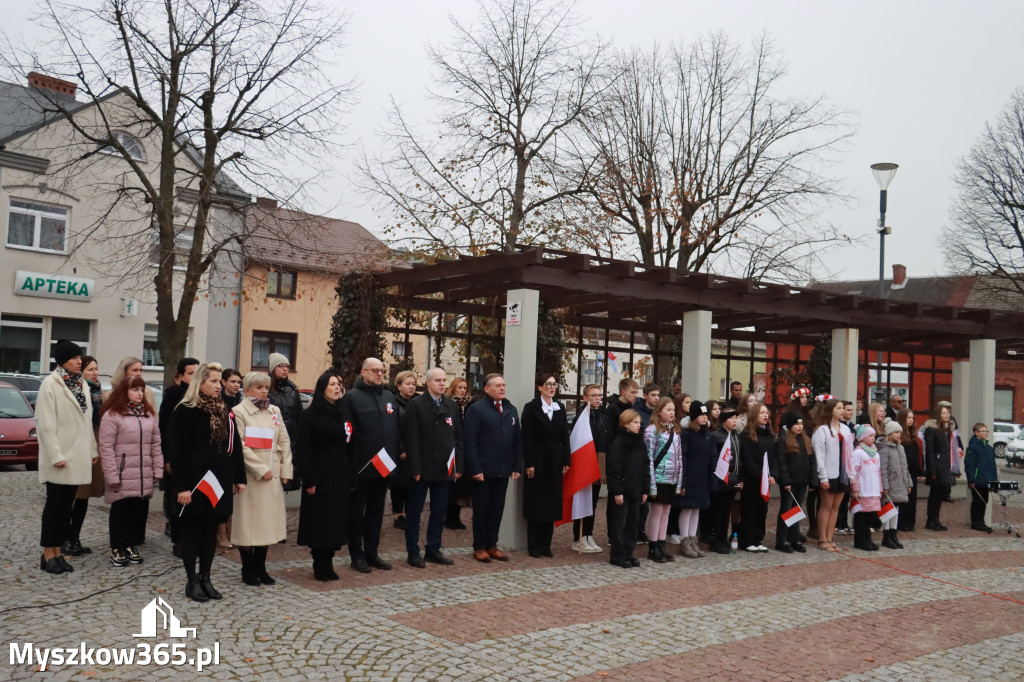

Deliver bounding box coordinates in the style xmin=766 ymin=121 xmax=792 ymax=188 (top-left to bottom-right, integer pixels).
xmin=871 ymin=162 xmax=899 ymax=190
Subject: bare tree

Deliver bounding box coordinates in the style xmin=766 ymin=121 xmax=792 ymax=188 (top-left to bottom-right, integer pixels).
xmin=579 ymin=34 xmax=855 ymax=282
xmin=4 ymin=0 xmax=351 ymax=381
xmin=943 ymin=88 xmax=1024 ymax=309
xmin=359 ymin=0 xmax=608 ymax=256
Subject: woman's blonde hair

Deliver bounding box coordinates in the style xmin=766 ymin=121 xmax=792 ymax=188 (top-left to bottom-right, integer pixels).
xmin=112 ymin=356 xmax=144 ymax=386
xmin=868 ymin=402 xmax=886 ymax=435
xmin=649 ymin=397 xmax=680 ymax=434
xmin=395 ymin=370 xmax=417 ymax=387
xmin=242 ymin=371 xmax=271 ymax=392
xmin=181 ymin=362 xmax=224 ymax=408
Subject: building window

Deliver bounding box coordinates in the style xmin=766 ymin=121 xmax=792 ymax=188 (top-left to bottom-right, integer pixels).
xmin=7 ymin=200 xmax=68 ymax=252
xmin=150 ymin=224 xmax=194 ymax=270
xmin=580 ymin=358 xmax=600 ymax=385
xmin=142 ymin=324 xmax=162 ymax=368
xmin=266 ymin=269 xmax=297 ymax=299
xmin=97 ymin=131 xmax=145 ymax=161
xmin=48 ymin=317 xmax=90 ymax=371
xmin=251 ymin=331 xmax=296 ymax=370
xmin=0 ymin=314 xmax=44 ymax=374
xmin=391 ymin=341 xmax=407 ymax=357
xmin=995 ymin=387 xmax=1015 ymax=422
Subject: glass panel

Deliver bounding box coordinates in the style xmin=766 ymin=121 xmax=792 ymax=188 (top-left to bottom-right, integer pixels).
xmin=142 ymin=324 xmax=162 ymax=367
xmin=266 ymin=271 xmax=279 ymax=296
xmin=51 ymin=318 xmax=91 ymax=341
xmin=251 ymin=334 xmax=270 ymax=368
xmin=274 ymin=335 xmax=293 ymax=361
xmin=0 ymin=386 xmax=34 ymax=418
xmin=280 ymin=272 xmax=295 ymax=298
xmin=995 ymin=389 xmax=1014 ymax=422
xmin=0 ymin=325 xmax=43 ymax=373
xmin=11 ymin=200 xmax=66 ymax=216
xmin=0 ymin=315 xmax=43 ymax=324
xmin=39 ymin=216 xmax=66 ymax=251
xmin=7 ymin=211 xmax=34 ymax=246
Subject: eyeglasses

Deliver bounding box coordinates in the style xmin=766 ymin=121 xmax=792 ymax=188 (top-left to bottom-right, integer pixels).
xmin=543 ymin=382 xmax=558 ymax=387
xmin=366 ymin=368 xmax=384 ymax=374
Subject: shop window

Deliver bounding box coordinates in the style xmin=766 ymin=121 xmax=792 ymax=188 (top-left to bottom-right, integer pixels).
xmin=266 ymin=269 xmax=297 ymax=299
xmin=0 ymin=314 xmax=44 ymax=374
xmin=251 ymin=331 xmax=296 ymax=370
xmin=995 ymin=387 xmax=1015 ymax=422
xmin=7 ymin=200 xmax=67 ymax=252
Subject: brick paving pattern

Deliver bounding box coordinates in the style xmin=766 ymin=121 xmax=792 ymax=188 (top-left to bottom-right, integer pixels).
xmin=1 ymin=470 xmax=1022 ymax=680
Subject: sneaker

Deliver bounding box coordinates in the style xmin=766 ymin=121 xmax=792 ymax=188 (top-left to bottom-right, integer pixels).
xmin=110 ymin=548 xmax=129 ymax=567
xmin=584 ymin=536 xmax=603 ymax=553
xmin=125 ymin=546 xmax=143 ymax=564
xmin=571 ymin=541 xmax=582 ymax=552
xmin=755 ymin=545 xmax=769 ymax=552
xmin=744 ymin=545 xmax=760 ymax=552
xmin=667 ymin=534 xmax=682 ymax=545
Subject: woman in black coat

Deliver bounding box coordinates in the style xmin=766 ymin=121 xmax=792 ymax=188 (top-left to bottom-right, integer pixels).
xmin=896 ymin=408 xmax=923 ymax=532
xmin=677 ymin=401 xmax=716 ymax=558
xmin=521 ymin=372 xmax=570 ymax=557
xmin=738 ymin=402 xmax=776 ymax=552
xmin=773 ymin=412 xmax=816 ymax=553
xmin=297 ymin=370 xmax=351 ymax=581
xmin=924 ymin=405 xmax=955 ymax=531
xmin=167 ymin=363 xmax=246 ymax=603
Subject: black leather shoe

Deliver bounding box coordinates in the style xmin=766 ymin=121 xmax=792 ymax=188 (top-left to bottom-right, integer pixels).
xmin=972 ymin=524 xmax=994 ymax=533
xmin=367 ymin=555 xmax=392 ymax=570
xmin=629 ymin=558 xmax=640 ymax=567
xmin=610 ymin=559 xmax=632 ymax=569
xmin=775 ymin=543 xmax=794 ymax=554
xmin=394 ymin=516 xmax=406 ymax=530
xmin=792 ymin=543 xmax=807 ymax=553
xmin=528 ymin=550 xmax=542 ymax=558
xmin=712 ymin=543 xmax=732 ymax=555
xmin=351 ymin=559 xmax=372 ymax=574
xmin=425 ymin=550 xmax=454 ymax=565
xmin=185 ymin=578 xmax=209 ymax=602
xmin=444 ymin=518 xmax=467 ymax=530
xmin=407 ymin=553 xmax=426 ymax=568
xmin=40 ymin=554 xmax=64 ymax=574
xmin=198 ymin=574 xmax=223 ymax=600
xmin=62 ymin=539 xmax=83 ymax=556
xmin=56 ymin=556 xmax=74 ymax=572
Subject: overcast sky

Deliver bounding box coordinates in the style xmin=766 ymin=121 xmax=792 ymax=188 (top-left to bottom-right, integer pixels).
xmin=4 ymin=0 xmax=1024 ymax=283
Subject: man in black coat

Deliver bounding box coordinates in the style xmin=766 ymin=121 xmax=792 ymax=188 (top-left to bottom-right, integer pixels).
xmin=402 ymin=367 xmax=463 ymax=567
xmin=463 ymin=373 xmax=523 ymax=562
xmin=158 ymin=356 xmax=199 ymax=544
xmin=339 ymin=357 xmax=403 ymax=572
xmin=268 ymin=353 xmax=303 ymax=490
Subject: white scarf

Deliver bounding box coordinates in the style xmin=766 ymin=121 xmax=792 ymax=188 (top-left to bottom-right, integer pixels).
xmin=540 ymin=397 xmax=560 ymax=420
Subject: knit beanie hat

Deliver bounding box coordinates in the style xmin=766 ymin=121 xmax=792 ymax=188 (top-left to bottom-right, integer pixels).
xmin=53 ymin=339 xmax=84 ymax=367
xmin=268 ymin=353 xmax=289 ymax=373
xmin=781 ymin=412 xmax=804 ymax=431
xmin=884 ymin=419 xmax=903 ymax=437
xmin=855 ymin=423 xmax=876 ymax=443
xmin=688 ymin=400 xmax=708 ymax=421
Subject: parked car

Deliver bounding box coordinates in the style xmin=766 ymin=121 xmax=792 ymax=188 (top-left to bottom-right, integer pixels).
xmin=299 ymin=390 xmax=313 ymax=409
xmin=0 ymin=373 xmax=44 ymax=410
xmin=991 ymin=421 xmax=1023 ymax=458
xmin=0 ymin=381 xmax=39 ymax=470
xmin=1004 ymin=430 xmax=1024 ymax=468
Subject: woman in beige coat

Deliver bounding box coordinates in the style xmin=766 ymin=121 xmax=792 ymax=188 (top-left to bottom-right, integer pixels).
xmin=37 ymin=340 xmax=98 ymax=574
xmin=231 ymin=372 xmax=292 ymax=586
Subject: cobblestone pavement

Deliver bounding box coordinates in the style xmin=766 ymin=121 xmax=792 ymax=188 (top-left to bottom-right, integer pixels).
xmin=1 ymin=470 xmax=1022 ymax=681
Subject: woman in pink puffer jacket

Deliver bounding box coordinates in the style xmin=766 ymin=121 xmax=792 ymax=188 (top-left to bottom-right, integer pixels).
xmin=99 ymin=376 xmax=163 ymax=568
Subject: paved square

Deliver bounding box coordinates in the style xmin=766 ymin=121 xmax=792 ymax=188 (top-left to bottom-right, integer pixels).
xmin=2 ymin=470 xmax=1022 ymax=680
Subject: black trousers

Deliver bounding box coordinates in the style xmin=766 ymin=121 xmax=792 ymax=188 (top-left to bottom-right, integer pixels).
xmin=776 ymin=484 xmax=808 ymax=546
xmin=390 ymin=474 xmax=408 ymax=516
xmin=805 ymin=487 xmax=818 ymax=534
xmin=739 ymin=485 xmax=767 ymax=548
xmin=708 ymin=487 xmax=739 ymax=546
xmin=836 ymin=490 xmax=851 ymax=530
xmin=526 ymin=520 xmax=554 ymax=555
xmin=573 ymin=481 xmax=601 ymax=540
xmin=162 ymin=474 xmax=179 ymax=542
xmin=927 ymin=479 xmax=950 ymax=523
xmin=970 ymin=485 xmax=990 ymax=527
xmin=178 ymin=516 xmax=218 ymax=579
xmin=853 ymin=510 xmax=875 ymax=548
xmin=898 ymin=480 xmax=918 ymax=530
xmin=606 ymin=495 xmax=640 ymax=563
xmin=109 ymin=497 xmax=150 ymax=549
xmin=69 ymin=498 xmax=89 ymax=540
xmin=348 ymin=476 xmax=389 ymax=562
xmin=471 ymin=476 xmax=509 ymax=550
xmin=638 ymin=500 xmax=650 ymax=537
xmin=405 ymin=479 xmax=452 ymax=554
xmin=40 ymin=482 xmax=77 ymax=547
xmin=667 ymin=494 xmax=684 ymax=536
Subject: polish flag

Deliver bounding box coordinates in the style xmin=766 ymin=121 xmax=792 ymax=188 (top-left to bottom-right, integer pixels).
xmin=781 ymin=504 xmax=806 ymax=527
xmin=447 ymin=447 xmax=456 ymax=476
xmin=760 ymin=452 xmax=770 ymax=502
xmin=714 ymin=438 xmax=731 ymax=483
xmin=196 ymin=471 xmax=224 ymax=508
xmin=244 ymin=426 xmax=275 ymax=450
xmin=558 ymin=405 xmax=601 ymax=526
xmin=878 ymin=499 xmax=898 ymax=523
xmin=850 ymin=497 xmax=864 ymax=514
xmin=370 ymin=447 xmax=397 ymax=478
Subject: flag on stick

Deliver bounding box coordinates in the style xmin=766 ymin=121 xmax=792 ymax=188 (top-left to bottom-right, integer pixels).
xmin=447 ymin=447 xmax=456 ymax=476
xmin=196 ymin=470 xmax=224 ymax=507
xmin=781 ymin=490 xmax=806 ymax=527
xmin=878 ymin=498 xmax=898 ymax=523
xmin=760 ymin=452 xmax=770 ymax=502
xmin=850 ymin=497 xmax=864 ymax=514
xmin=358 ymin=447 xmax=397 ymax=478
xmin=714 ymin=437 xmax=731 ymax=483
xmin=557 ymin=405 xmax=601 ymax=526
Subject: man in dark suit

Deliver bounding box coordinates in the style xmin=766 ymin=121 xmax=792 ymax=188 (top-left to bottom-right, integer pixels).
xmin=463 ymin=373 xmax=523 ymax=562
xmin=403 ymin=367 xmax=463 ymax=567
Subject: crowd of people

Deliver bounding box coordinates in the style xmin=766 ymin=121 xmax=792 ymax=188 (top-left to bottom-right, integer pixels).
xmin=34 ymin=342 xmax=1001 ymax=600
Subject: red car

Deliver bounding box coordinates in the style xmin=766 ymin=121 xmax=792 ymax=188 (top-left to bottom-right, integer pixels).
xmin=0 ymin=381 xmax=38 ymax=470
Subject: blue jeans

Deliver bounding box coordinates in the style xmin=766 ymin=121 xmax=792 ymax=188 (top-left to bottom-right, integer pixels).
xmin=405 ymin=479 xmax=453 ymax=554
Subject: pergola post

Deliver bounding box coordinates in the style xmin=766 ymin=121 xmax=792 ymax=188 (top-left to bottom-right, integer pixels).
xmin=681 ymin=310 xmax=713 ymax=399
xmin=951 ymin=360 xmax=970 ymax=425
xmin=499 ymin=288 xmax=539 ymax=550
xmin=830 ymin=328 xmax=859 ymax=402
xmin=967 ymin=339 xmax=996 ymax=434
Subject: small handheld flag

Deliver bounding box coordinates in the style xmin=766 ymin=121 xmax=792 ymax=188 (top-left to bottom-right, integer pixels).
xmin=877 ymin=497 xmax=898 ymax=523
xmin=358 ymin=447 xmax=396 ymax=478
xmin=850 ymin=497 xmax=864 ymax=514
xmin=714 ymin=438 xmax=731 ymax=483
xmin=179 ymin=470 xmax=225 ymax=517
xmin=760 ymin=452 xmax=770 ymax=502
xmin=781 ymin=490 xmax=806 ymax=527
xmin=447 ymin=447 xmax=456 ymax=476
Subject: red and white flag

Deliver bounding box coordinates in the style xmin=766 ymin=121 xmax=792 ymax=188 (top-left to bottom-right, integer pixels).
xmin=850 ymin=497 xmax=864 ymax=514
xmin=557 ymin=405 xmax=602 ymax=526
xmin=369 ymin=447 xmax=396 ymax=478
xmin=196 ymin=471 xmax=224 ymax=508
xmin=244 ymin=425 xmax=274 ymax=450
xmin=760 ymin=452 xmax=770 ymax=502
xmin=447 ymin=447 xmax=456 ymax=476
xmin=714 ymin=438 xmax=731 ymax=483
xmin=878 ymin=499 xmax=898 ymax=523
xmin=781 ymin=504 xmax=806 ymax=527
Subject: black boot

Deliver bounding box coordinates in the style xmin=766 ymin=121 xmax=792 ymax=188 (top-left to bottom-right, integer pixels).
xmin=254 ymin=546 xmax=276 ymax=585
xmin=881 ymin=529 xmax=899 ymax=550
xmin=239 ymin=548 xmax=261 ymax=586
xmin=660 ymin=540 xmax=675 ymax=561
xmin=892 ymin=530 xmax=904 ymax=549
xmin=648 ymin=541 xmax=667 ymax=563
xmin=198 ymin=574 xmax=223 ymax=600
xmin=185 ymin=576 xmax=209 ymax=602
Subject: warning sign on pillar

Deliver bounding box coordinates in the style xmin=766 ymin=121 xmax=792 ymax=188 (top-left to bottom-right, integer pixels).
xmin=506 ymin=299 xmax=522 ymax=327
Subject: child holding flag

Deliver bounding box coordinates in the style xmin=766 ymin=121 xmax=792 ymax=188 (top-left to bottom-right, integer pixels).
xmin=605 ymin=410 xmax=649 ymax=568
xmin=738 ymin=403 xmax=775 ymax=552
xmin=773 ymin=412 xmax=815 ymax=553
xmin=878 ymin=420 xmax=912 ymax=549
xmin=850 ymin=424 xmax=883 ymax=552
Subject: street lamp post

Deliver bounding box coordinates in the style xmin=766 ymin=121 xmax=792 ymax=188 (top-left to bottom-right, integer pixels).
xmin=871 ymin=162 xmax=898 ymax=401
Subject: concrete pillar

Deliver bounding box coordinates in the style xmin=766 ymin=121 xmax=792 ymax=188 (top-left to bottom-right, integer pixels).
xmin=830 ymin=328 xmax=859 ymax=402
xmin=967 ymin=339 xmax=996 ymax=433
xmin=681 ymin=310 xmax=713 ymax=400
xmin=951 ymin=361 xmax=970 ymax=425
xmin=499 ymin=288 xmax=539 ymax=550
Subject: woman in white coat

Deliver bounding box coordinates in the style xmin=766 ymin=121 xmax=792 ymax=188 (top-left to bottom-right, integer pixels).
xmin=37 ymin=340 xmax=98 ymax=574
xmin=231 ymin=372 xmax=293 ymax=586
